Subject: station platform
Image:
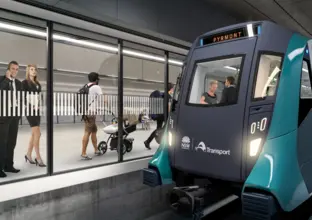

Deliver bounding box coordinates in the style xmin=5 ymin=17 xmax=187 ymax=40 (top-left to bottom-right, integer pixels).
xmin=0 ymin=122 xmax=158 ymax=183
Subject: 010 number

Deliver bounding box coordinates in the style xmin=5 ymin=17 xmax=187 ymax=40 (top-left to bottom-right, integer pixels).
xmin=250 ymin=117 xmax=267 ymax=134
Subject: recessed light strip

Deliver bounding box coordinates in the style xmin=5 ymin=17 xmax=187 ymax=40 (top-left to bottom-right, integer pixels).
xmin=0 ymin=21 xmax=183 ymax=66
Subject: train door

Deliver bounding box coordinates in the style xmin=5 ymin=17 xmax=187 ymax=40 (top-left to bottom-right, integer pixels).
xmin=172 ymin=37 xmax=257 ymax=182
xmin=244 ymin=51 xmax=284 ymax=178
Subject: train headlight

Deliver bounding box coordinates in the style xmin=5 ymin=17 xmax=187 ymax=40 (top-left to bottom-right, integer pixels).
xmin=168 ymin=132 xmax=173 ymax=146
xmin=249 ymin=138 xmax=262 ymax=157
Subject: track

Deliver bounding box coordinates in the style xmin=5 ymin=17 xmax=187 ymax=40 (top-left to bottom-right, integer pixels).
xmin=146 ymin=196 xmax=312 ymax=220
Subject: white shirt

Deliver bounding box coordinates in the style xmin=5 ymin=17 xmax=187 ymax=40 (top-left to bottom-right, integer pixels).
xmin=88 ymin=83 xmax=103 ymax=114
xmin=8 ymin=78 xmax=17 ymax=108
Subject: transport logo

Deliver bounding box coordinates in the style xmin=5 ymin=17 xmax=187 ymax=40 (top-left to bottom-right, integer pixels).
xmin=206 ymin=147 xmax=231 ymax=156
xmin=195 ymin=142 xmax=207 ymax=152
xmin=195 ymin=141 xmax=231 ymax=156
xmin=181 ymin=136 xmax=191 ymax=150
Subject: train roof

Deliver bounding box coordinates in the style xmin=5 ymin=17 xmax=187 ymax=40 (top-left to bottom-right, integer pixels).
xmin=186 ymin=20 xmax=297 ymax=52
xmin=198 ymin=21 xmax=277 ymax=39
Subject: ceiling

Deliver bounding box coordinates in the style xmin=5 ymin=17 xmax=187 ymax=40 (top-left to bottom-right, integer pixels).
xmin=204 ymin=0 xmax=312 ymax=37
xmin=17 ymin=0 xmax=312 ymax=43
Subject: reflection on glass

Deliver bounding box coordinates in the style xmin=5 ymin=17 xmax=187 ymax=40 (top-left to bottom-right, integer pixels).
xmin=301 ymin=61 xmax=312 ymax=98
xmin=122 ymin=54 xmax=164 ymax=160
xmin=189 ymin=57 xmax=242 ymax=105
xmin=0 ymin=27 xmax=47 ymax=182
xmin=254 ymin=54 xmax=282 ymax=99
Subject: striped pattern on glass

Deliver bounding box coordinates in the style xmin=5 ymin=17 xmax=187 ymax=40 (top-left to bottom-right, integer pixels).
xmin=0 ymin=91 xmax=165 ymax=117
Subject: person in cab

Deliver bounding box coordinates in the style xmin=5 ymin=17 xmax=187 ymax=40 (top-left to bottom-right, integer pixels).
xmin=220 ymin=76 xmax=238 ymax=104
xmin=200 ymin=80 xmax=218 ymax=105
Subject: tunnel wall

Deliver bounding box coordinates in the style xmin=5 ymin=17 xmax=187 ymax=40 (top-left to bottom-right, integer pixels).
xmin=0 ymin=170 xmax=172 ymax=220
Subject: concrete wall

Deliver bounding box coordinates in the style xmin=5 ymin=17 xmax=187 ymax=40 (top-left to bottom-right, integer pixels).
xmin=0 ymin=171 xmax=172 ymax=220
xmin=30 ymin=0 xmax=243 ymax=42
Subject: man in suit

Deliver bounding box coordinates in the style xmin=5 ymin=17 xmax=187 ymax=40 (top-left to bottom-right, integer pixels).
xmin=0 ymin=61 xmax=22 ymax=178
xmin=220 ymin=76 xmax=238 ymax=104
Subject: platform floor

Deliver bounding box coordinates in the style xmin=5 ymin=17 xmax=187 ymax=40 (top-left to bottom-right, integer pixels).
xmin=0 ymin=122 xmax=158 ymax=183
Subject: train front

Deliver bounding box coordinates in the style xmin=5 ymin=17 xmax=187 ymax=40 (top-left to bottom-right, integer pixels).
xmin=143 ymin=21 xmax=299 ymax=219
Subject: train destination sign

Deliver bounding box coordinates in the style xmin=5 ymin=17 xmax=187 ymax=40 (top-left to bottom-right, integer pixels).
xmin=200 ymin=27 xmax=251 ymax=46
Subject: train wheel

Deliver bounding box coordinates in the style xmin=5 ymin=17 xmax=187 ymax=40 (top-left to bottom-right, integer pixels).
xmin=98 ymin=141 xmax=107 ymax=155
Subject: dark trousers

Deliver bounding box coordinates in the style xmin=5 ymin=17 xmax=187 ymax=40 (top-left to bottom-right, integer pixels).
xmin=0 ymin=116 xmax=20 ymax=170
xmin=146 ymin=118 xmax=164 ymax=144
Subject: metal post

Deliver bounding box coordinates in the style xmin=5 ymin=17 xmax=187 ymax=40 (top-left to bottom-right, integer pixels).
xmin=46 ymin=21 xmax=54 ymax=175
xmin=117 ymin=39 xmax=124 ymax=162
xmin=164 ymin=51 xmax=169 ymax=121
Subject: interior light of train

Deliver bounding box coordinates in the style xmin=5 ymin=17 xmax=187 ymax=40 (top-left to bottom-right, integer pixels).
xmin=303 ymin=68 xmax=309 ymax=73
xmin=0 ymin=21 xmax=183 ymax=66
xmin=224 ymin=66 xmax=239 ymax=71
xmin=249 ymin=138 xmax=262 ymax=157
xmin=247 ymin=24 xmax=254 ymax=37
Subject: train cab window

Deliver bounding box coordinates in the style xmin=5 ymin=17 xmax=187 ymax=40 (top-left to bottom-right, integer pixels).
xmin=300 ymin=61 xmax=312 ymax=99
xmin=188 ymin=56 xmax=243 ymax=106
xmin=299 ymin=60 xmax=312 ymax=125
xmin=253 ymin=54 xmax=282 ymax=100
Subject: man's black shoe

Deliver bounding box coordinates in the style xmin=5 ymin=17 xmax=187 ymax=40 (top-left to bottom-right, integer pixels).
xmin=4 ymin=167 xmax=20 ymax=173
xmin=0 ymin=170 xmax=7 ymax=178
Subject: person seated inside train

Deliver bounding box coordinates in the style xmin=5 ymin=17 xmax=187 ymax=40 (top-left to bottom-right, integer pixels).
xmin=219 ymin=76 xmax=238 ymax=104
xmin=200 ymin=80 xmax=218 ymax=105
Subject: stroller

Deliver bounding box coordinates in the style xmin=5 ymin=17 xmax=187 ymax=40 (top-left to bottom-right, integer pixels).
xmin=98 ymin=111 xmax=137 ymax=155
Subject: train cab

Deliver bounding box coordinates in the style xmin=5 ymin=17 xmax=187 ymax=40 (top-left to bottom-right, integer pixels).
xmin=143 ymin=21 xmax=312 ymax=219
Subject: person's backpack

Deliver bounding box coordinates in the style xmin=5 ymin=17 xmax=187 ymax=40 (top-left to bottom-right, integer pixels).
xmin=149 ymin=90 xmax=164 ymax=120
xmin=75 ymin=83 xmax=95 ymax=121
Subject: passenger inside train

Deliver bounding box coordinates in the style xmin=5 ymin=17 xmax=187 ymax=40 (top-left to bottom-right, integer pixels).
xmin=191 ymin=56 xmax=241 ymax=105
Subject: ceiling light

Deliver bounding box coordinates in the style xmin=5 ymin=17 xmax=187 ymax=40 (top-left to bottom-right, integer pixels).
xmin=123 ymin=49 xmax=165 ymax=62
xmin=53 ymin=34 xmax=118 ymax=52
xmin=0 ymin=21 xmax=183 ymax=66
xmin=302 ymin=68 xmax=309 ymax=73
xmin=169 ymin=59 xmax=183 ymax=66
xmin=0 ymin=21 xmax=46 ymax=37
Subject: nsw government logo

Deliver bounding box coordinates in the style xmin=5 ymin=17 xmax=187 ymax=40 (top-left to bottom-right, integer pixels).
xmin=181 ymin=136 xmax=191 ymax=150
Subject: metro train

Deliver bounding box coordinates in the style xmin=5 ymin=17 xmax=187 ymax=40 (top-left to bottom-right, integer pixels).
xmin=143 ymin=21 xmax=312 ymax=219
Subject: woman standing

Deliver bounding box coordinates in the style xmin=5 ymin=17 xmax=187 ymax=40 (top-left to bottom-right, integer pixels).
xmin=22 ymin=64 xmax=46 ymax=167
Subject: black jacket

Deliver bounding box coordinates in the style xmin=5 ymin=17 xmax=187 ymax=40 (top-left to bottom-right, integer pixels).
xmin=22 ymin=79 xmax=42 ymax=107
xmin=0 ymin=75 xmax=23 ymax=117
xmin=220 ymin=86 xmax=238 ymax=104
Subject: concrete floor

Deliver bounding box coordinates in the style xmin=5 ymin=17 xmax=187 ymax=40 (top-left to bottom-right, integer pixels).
xmin=0 ymin=122 xmax=158 ymax=183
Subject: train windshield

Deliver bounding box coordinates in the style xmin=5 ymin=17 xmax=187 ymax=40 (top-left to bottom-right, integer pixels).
xmin=172 ymin=63 xmax=186 ymax=102
xmin=188 ymin=56 xmax=243 ymax=105
xmin=188 ymin=53 xmax=283 ymax=106
xmin=252 ymin=54 xmax=283 ymax=101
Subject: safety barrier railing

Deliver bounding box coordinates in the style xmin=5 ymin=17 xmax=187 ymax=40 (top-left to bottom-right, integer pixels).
xmin=0 ymin=90 xmax=165 ymax=124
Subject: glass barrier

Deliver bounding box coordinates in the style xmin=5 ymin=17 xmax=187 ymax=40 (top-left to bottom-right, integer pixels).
xmin=0 ymin=18 xmax=48 ymax=183
xmin=53 ymin=25 xmax=119 ymax=172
